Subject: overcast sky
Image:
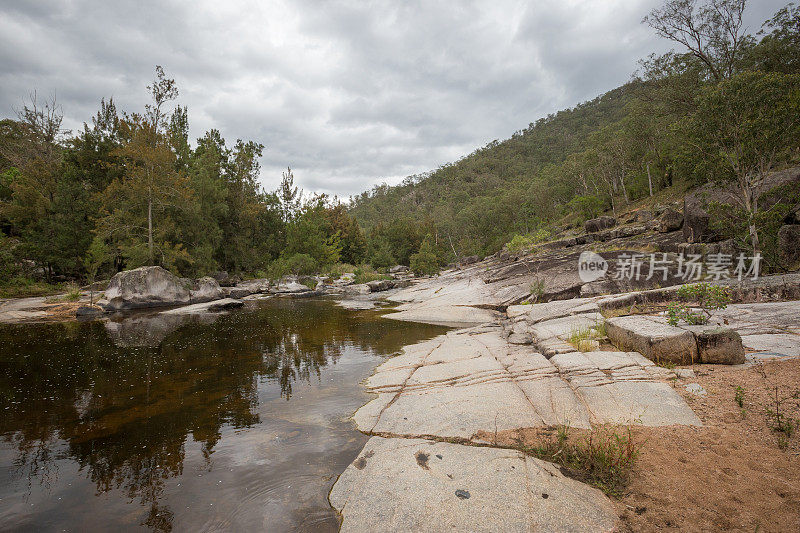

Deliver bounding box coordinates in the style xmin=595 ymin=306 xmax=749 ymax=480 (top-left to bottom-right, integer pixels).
xmin=0 ymin=0 xmax=787 ymax=197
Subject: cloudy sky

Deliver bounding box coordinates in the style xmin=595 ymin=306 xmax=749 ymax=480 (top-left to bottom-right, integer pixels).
xmin=0 ymin=0 xmax=787 ymax=197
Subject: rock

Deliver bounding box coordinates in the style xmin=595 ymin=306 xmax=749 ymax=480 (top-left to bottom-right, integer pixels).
xmin=101 ymin=266 xmax=191 ymax=311
xmin=460 ymin=255 xmax=480 ymax=266
xmin=507 ymin=332 xmax=532 ymax=345
xmin=635 ymin=209 xmax=654 ymax=222
xmin=389 ymin=265 xmax=409 ymax=274
xmin=75 ymin=305 xmax=103 ymax=318
xmin=367 ymin=279 xmax=394 ymax=292
xmin=683 ymin=191 xmax=720 ymax=243
xmin=778 ymin=224 xmax=800 ymax=265
xmin=189 ymin=276 xmax=225 ymax=303
xmin=162 ymin=298 xmax=244 ymax=314
xmin=684 ymin=383 xmax=707 ymax=396
xmin=683 ymin=167 xmax=800 ymax=243
xmin=675 ymin=368 xmax=696 ymax=379
xmin=207 ymin=298 xmax=245 ymax=311
xmin=658 ymin=207 xmax=684 ymax=233
xmin=330 ymin=437 xmax=618 ymax=533
xmin=694 ymin=327 xmax=745 ymax=365
xmin=606 ymin=315 xmax=698 ymax=365
xmin=344 ymin=283 xmax=372 ymax=295
xmin=585 ymin=216 xmax=616 ymax=233
xmin=274 ymin=279 xmax=311 ymax=293
xmin=229 ymin=278 xmax=268 ymax=299
xmin=211 ymin=271 xmax=236 ymax=287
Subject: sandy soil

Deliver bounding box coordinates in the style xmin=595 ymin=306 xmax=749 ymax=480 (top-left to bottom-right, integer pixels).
xmin=490 ymin=358 xmax=800 ymax=532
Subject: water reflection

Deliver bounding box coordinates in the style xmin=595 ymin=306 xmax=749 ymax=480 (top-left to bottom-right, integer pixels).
xmin=0 ymin=298 xmax=447 ymax=531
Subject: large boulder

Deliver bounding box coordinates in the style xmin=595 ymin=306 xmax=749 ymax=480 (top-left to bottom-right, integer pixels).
xmin=101 ymin=266 xmax=191 ymax=311
xmin=189 ymin=276 xmax=225 ymax=303
xmin=606 ymin=315 xmax=698 ymax=365
xmin=778 ymin=224 xmax=800 ymax=265
xmin=683 ymin=191 xmax=719 ymax=243
xmin=694 ymin=328 xmax=745 ymax=365
xmin=658 ymin=207 xmax=684 ymax=233
xmin=584 ymin=216 xmax=616 ymax=233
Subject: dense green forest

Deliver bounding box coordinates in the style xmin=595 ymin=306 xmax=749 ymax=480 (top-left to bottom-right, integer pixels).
xmin=1 ymin=0 xmax=799 ymax=296
xmin=351 ymin=1 xmax=800 ymax=260
xmin=0 ymin=67 xmax=368 ymax=293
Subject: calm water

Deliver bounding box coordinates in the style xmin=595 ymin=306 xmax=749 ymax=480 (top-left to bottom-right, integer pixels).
xmin=0 ymin=298 xmax=447 ymax=532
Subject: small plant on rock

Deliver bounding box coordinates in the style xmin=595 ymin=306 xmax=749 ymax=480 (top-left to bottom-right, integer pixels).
xmin=666 ymin=283 xmax=730 ymax=326
xmin=514 ymin=424 xmax=639 ymax=497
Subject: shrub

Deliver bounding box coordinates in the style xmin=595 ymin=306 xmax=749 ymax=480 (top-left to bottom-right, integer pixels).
xmin=666 ymin=283 xmax=730 ymax=326
xmin=514 ymin=424 xmax=639 ymax=497
xmin=409 ymin=237 xmax=439 ymax=276
xmin=567 ymin=194 xmax=605 ymax=222
xmin=267 ymin=253 xmax=318 ymax=279
xmin=353 ymin=265 xmax=390 ymax=284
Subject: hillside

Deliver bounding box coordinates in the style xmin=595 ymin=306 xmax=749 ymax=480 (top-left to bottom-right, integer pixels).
xmin=350 ymin=3 xmax=800 ymax=265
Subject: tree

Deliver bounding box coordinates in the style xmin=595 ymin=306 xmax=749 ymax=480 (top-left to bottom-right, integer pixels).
xmin=644 ymin=0 xmax=750 ymax=81
xmin=0 ymin=94 xmax=69 ymax=278
xmin=98 ymin=117 xmax=194 ymax=269
xmin=410 ymin=235 xmax=439 ymax=276
xmin=684 ymin=71 xmax=800 ymax=255
xmin=278 ymin=167 xmax=301 ymax=223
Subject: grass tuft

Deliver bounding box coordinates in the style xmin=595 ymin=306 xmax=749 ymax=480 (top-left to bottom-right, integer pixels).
xmin=513 ymin=424 xmax=639 ymax=497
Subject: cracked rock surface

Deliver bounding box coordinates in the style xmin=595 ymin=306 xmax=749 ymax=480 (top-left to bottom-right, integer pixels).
xmin=330 ymin=437 xmax=618 ymax=533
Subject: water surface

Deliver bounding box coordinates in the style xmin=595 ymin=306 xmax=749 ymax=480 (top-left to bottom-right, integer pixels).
xmin=0 ymin=298 xmax=447 ymax=531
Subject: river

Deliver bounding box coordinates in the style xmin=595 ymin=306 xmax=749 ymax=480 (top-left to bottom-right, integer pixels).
xmin=0 ymin=298 xmax=447 ymax=532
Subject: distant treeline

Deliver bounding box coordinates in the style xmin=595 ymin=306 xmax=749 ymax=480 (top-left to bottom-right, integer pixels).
xmin=350 ymin=1 xmax=800 ymax=262
xmin=0 ymin=66 xmax=368 ymax=285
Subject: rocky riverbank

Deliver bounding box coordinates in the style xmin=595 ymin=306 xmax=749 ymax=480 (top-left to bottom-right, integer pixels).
xmin=330 ymin=262 xmax=800 ymax=531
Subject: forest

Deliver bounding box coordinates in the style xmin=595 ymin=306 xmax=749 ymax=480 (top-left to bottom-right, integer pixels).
xmin=1 ymin=0 xmax=799 ymax=295
xmin=352 ymin=1 xmax=800 ymax=262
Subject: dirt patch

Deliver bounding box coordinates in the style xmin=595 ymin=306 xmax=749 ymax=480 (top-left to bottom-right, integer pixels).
xmin=487 ymin=358 xmax=800 ymax=532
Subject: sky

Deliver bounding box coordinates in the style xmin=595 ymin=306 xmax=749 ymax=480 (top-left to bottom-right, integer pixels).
xmin=0 ymin=0 xmax=788 ymax=197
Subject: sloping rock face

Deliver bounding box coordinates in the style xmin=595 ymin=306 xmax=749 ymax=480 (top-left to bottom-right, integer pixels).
xmin=355 ymin=325 xmax=700 ymax=438
xmin=101 ymin=266 xmax=191 ymax=311
xmin=330 ymin=437 xmax=618 ymax=533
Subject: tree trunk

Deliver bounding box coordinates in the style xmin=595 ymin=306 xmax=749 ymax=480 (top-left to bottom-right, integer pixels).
xmin=148 ymin=196 xmax=154 ymax=265
xmin=647 ymin=161 xmax=653 ymax=197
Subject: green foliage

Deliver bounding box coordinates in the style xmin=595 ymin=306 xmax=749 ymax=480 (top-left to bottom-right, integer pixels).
xmin=409 ymin=235 xmax=440 ymax=276
xmin=353 ymin=265 xmax=390 ymax=285
xmin=267 ymin=253 xmax=318 ymax=279
xmin=506 ymin=228 xmax=551 ymax=253
xmin=735 ymin=385 xmax=745 ymax=408
xmin=666 ymin=283 xmax=731 ymax=326
xmin=513 ymin=424 xmax=639 ymax=497
xmin=567 ymin=194 xmax=605 ymax=222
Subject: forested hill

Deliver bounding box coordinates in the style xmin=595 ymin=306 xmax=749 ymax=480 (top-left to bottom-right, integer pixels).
xmin=349 ymin=83 xmax=636 ymax=253
xmin=350 ymin=1 xmax=800 ymax=262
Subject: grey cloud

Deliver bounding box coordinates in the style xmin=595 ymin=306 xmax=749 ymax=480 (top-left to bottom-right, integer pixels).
xmin=0 ymin=0 xmax=789 ymax=197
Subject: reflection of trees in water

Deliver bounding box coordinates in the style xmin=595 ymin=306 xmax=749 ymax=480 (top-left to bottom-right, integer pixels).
xmin=0 ymin=300 xmax=447 ymax=531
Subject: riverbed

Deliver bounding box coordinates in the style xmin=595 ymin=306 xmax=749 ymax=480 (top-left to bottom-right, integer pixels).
xmin=0 ymin=298 xmax=447 ymax=532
